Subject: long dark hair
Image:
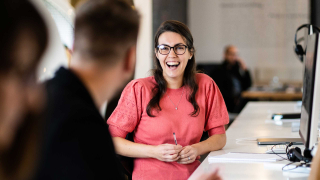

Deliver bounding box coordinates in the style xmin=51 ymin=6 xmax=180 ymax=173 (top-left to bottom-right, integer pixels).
xmin=146 ymin=20 xmax=199 ymax=117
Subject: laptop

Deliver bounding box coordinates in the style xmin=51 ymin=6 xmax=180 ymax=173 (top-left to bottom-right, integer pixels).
xmin=257 ymin=138 xmax=303 ymax=145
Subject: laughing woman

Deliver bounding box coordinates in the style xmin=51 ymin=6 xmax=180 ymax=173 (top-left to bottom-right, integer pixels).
xmin=107 ymin=20 xmax=229 ymax=180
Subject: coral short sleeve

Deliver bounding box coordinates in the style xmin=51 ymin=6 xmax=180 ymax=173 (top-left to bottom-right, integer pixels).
xmin=107 ymin=80 xmax=143 ymax=138
xmin=204 ymin=80 xmax=229 ymax=136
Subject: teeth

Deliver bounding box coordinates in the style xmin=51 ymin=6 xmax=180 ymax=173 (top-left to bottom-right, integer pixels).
xmin=166 ymin=62 xmax=180 ymax=66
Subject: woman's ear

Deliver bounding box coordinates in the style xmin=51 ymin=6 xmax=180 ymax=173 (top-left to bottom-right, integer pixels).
xmin=189 ymin=48 xmax=194 ymax=60
xmin=189 ymin=53 xmax=193 ymax=60
xmin=155 ymin=48 xmax=159 ymax=59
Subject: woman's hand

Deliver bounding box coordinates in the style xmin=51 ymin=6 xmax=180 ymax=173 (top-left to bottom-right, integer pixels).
xmin=177 ymin=145 xmax=198 ymax=164
xmin=151 ymin=144 xmax=182 ymax=162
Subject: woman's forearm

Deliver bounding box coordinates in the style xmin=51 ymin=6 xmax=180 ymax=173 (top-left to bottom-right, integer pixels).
xmin=191 ymin=134 xmax=226 ymax=156
xmin=112 ymin=137 xmax=183 ymax=162
xmin=112 ymin=137 xmax=154 ymax=158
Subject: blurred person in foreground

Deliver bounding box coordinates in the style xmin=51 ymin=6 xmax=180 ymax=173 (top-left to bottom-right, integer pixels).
xmin=0 ymin=0 xmax=48 ymax=179
xmin=35 ymin=0 xmax=139 ymax=179
xmin=309 ymin=147 xmax=320 ymax=179
xmin=210 ymin=45 xmax=252 ymax=113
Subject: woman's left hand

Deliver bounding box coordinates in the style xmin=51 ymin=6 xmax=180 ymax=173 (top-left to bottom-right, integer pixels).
xmin=177 ymin=145 xmax=198 ymax=164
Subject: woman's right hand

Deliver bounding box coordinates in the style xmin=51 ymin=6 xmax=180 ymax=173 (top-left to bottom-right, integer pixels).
xmin=151 ymin=144 xmax=182 ymax=162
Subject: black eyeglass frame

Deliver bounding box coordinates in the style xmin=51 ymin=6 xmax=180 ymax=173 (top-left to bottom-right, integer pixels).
xmin=156 ymin=44 xmax=189 ymax=55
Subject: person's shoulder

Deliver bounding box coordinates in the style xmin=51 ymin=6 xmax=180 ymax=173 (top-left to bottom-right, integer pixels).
xmin=46 ymin=94 xmax=97 ymax=120
xmin=195 ymin=73 xmax=221 ymax=92
xmin=126 ymin=76 xmax=156 ymax=90
xmin=44 ymin=75 xmax=61 ymax=92
xmin=45 ymin=81 xmax=98 ymax=123
xmin=196 ymin=73 xmax=214 ymax=85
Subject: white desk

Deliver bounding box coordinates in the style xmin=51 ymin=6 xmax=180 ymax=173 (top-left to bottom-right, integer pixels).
xmin=189 ymin=102 xmax=309 ymax=180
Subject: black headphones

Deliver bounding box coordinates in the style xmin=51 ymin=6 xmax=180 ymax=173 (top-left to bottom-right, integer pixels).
xmin=286 ymin=142 xmax=312 ymax=163
xmin=294 ymin=24 xmax=320 ymax=62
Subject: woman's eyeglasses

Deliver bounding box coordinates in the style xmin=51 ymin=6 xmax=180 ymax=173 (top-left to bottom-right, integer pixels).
xmin=157 ymin=44 xmax=188 ymax=55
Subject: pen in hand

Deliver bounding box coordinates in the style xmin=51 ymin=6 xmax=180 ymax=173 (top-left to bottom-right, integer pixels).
xmin=173 ymin=132 xmax=177 ymax=145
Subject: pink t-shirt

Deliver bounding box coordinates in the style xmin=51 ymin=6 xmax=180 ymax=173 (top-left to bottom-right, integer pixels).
xmin=107 ymin=73 xmax=229 ymax=180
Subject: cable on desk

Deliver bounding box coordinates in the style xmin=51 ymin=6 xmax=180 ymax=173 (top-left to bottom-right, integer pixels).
xmin=282 ymin=162 xmax=301 ymax=172
xmin=271 ymin=143 xmax=289 ymax=161
xmin=275 ymin=142 xmax=303 ymax=172
xmin=235 ymin=137 xmax=257 ymax=142
xmin=282 ymin=162 xmax=310 ymax=172
xmin=235 ymin=137 xmax=258 ymax=145
xmin=281 ymin=142 xmax=311 ymax=172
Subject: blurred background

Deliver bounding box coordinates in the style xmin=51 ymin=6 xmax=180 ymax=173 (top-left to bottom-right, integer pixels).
xmin=38 ymin=0 xmax=320 ymax=118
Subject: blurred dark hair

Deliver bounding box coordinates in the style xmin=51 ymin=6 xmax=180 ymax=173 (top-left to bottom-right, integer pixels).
xmin=73 ymin=0 xmax=140 ymax=65
xmin=0 ymin=0 xmax=47 ymax=75
xmin=146 ymin=20 xmax=199 ymax=117
xmin=0 ymin=0 xmax=48 ymax=179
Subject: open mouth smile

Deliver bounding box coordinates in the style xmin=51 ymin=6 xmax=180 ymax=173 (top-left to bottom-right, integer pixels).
xmin=166 ymin=62 xmax=180 ymax=70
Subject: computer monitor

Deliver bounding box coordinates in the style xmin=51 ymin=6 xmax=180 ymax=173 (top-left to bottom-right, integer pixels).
xmin=299 ymin=32 xmax=320 ymax=152
xmin=258 ymin=30 xmax=320 ymax=148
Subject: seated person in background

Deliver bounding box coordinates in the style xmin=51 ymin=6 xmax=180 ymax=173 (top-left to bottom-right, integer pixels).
xmin=35 ymin=0 xmax=139 ymax=179
xmin=0 ymin=0 xmax=48 ymax=179
xmin=107 ymin=20 xmax=228 ymax=180
xmin=212 ymin=45 xmax=252 ymax=113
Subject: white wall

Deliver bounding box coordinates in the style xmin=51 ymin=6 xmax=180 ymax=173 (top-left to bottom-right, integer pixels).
xmin=133 ymin=0 xmax=153 ymax=79
xmin=32 ymin=0 xmax=69 ymax=82
xmin=188 ymin=0 xmax=309 ymax=84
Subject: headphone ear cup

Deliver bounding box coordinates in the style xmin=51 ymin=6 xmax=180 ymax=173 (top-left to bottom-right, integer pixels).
xmin=295 ymin=44 xmax=304 ymax=55
xmin=295 ymin=44 xmax=304 ymax=62
xmin=287 ymin=148 xmax=294 ymax=161
xmin=287 ymin=148 xmax=300 ymax=162
xmin=295 ymin=147 xmax=302 ymax=154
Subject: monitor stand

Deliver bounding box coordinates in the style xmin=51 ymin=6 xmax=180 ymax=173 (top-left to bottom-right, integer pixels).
xmin=257 ymin=138 xmax=303 ymax=145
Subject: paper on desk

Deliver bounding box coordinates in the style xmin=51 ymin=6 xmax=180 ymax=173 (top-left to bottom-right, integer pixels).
xmin=208 ymin=152 xmax=283 ymax=163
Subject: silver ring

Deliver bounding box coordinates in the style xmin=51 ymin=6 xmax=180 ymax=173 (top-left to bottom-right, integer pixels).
xmin=188 ymin=157 xmax=190 ymax=160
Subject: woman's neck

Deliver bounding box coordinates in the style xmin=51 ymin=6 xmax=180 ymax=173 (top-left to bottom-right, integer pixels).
xmin=164 ymin=74 xmax=183 ymax=89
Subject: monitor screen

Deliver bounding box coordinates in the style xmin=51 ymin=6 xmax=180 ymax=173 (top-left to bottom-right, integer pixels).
xmin=299 ymin=33 xmax=318 ymax=149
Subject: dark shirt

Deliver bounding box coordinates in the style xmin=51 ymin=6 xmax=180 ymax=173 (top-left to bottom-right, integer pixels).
xmin=221 ymin=60 xmax=252 ymax=93
xmin=35 ymin=67 xmax=124 ymax=180
xmin=207 ymin=61 xmax=252 ymax=112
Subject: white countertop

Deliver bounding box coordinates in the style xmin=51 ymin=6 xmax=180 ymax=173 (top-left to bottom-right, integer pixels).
xmin=188 ymin=101 xmax=309 ymax=180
